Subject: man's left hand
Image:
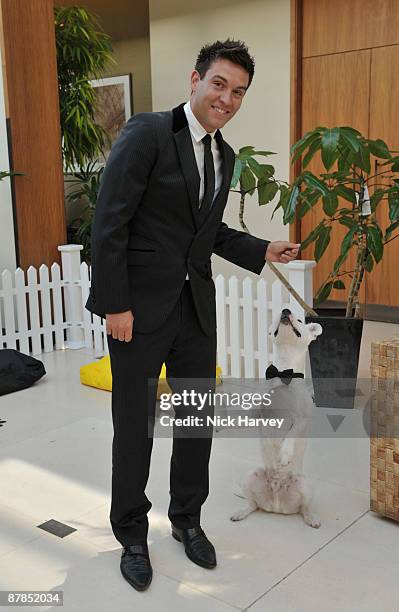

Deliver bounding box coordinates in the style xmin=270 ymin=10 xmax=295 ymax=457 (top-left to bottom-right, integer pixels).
xmin=265 ymin=241 xmax=301 ymax=264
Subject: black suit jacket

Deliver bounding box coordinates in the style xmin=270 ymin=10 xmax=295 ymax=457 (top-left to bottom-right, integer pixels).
xmin=85 ymin=103 xmax=269 ymax=335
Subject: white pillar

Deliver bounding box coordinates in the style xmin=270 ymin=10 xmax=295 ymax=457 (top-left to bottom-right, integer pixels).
xmin=286 ymin=259 xmax=316 ymax=321
xmin=58 ymin=244 xmax=84 ymax=349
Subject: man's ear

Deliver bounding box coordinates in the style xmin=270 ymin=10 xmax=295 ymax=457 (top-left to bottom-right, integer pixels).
xmin=190 ymin=70 xmax=200 ymax=91
xmin=308 ymin=322 xmax=323 ymax=338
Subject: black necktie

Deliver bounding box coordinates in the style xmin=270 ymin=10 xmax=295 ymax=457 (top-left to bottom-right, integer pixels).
xmin=200 ymin=134 xmax=215 ymax=215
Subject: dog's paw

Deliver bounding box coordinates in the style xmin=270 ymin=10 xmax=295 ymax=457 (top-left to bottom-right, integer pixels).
xmin=278 ymin=440 xmax=294 ymax=466
xmin=230 ymin=507 xmax=253 ymax=521
xmin=303 ymin=512 xmax=321 ymax=528
xmin=278 ymin=449 xmax=293 ymax=467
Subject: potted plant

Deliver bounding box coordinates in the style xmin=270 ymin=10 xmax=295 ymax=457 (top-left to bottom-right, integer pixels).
xmin=54 ymin=6 xmax=115 ymax=173
xmin=230 ymin=131 xmax=399 ymax=408
xmin=230 ymin=146 xmax=317 ymax=314
xmin=280 ymin=126 xmax=399 ymax=408
xmin=55 ymin=6 xmax=115 ymax=266
xmin=0 ymin=171 xmax=24 ymax=181
xmin=65 ymin=160 xmax=105 ymax=264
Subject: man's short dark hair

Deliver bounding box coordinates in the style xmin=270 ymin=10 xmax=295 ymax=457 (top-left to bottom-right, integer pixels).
xmin=195 ymin=39 xmax=255 ymax=87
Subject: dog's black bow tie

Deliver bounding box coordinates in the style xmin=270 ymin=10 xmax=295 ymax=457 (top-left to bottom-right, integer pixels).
xmin=265 ymin=364 xmax=304 ymax=385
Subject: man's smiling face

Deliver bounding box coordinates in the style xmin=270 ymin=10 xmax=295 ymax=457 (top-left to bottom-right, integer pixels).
xmin=190 ymin=58 xmax=249 ymax=133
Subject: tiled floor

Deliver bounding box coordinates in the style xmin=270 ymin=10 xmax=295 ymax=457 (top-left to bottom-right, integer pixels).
xmin=0 ymin=320 xmax=398 ymax=611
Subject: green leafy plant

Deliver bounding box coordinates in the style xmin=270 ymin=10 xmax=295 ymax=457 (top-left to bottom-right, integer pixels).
xmin=65 ymin=160 xmax=105 ymax=263
xmin=54 ymin=6 xmax=116 ymax=172
xmin=277 ymin=127 xmax=399 ymax=317
xmin=0 ymin=170 xmax=24 ymax=180
xmin=230 ymin=146 xmax=290 ymax=231
xmin=230 ymin=146 xmax=317 ymax=315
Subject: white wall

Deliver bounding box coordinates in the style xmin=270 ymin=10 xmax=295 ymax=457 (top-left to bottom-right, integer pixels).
xmin=149 ymin=0 xmax=291 ymax=282
xmin=0 ymin=42 xmax=16 ymax=273
xmin=103 ymin=35 xmax=152 ymax=114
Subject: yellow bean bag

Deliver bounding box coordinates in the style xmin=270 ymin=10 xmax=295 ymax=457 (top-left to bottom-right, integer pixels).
xmin=80 ymin=356 xmax=222 ymax=399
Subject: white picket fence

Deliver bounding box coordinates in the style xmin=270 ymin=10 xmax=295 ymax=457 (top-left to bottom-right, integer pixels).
xmin=0 ymin=245 xmax=316 ymax=378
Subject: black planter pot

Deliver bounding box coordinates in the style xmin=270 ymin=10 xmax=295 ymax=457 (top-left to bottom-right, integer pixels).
xmin=305 ymin=315 xmax=363 ymax=409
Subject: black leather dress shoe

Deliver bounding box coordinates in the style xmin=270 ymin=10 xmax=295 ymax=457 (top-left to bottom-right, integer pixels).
xmin=171 ymin=525 xmax=216 ymax=569
xmin=120 ymin=543 xmax=152 ymax=591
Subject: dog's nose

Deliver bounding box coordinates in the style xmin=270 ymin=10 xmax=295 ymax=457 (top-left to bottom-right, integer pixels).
xmin=281 ymin=308 xmax=291 ymax=317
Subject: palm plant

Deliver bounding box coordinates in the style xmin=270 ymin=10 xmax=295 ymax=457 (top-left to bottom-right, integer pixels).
xmin=0 ymin=171 xmax=24 ymax=180
xmin=65 ymin=160 xmax=105 ymax=263
xmin=54 ymin=6 xmax=116 ymax=172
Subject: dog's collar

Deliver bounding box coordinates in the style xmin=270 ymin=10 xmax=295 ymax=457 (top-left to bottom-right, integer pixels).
xmin=265 ymin=364 xmax=304 ymax=386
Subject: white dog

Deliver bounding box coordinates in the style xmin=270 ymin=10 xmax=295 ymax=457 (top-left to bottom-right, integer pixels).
xmin=230 ymin=308 xmax=322 ymax=528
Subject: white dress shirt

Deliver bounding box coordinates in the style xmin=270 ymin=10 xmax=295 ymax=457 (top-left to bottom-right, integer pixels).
xmin=183 ymin=101 xmax=223 ymax=280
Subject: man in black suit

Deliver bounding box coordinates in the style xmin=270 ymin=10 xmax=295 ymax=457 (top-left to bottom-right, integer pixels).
xmin=86 ymin=39 xmax=300 ymax=591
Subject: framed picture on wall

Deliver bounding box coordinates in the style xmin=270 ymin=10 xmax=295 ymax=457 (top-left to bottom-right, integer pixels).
xmin=89 ymin=73 xmax=133 ymax=164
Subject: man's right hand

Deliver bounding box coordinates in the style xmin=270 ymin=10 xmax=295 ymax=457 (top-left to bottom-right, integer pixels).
xmin=106 ymin=310 xmax=134 ymax=342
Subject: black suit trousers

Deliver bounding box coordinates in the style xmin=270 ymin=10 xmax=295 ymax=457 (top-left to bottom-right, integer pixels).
xmin=107 ymin=280 xmax=216 ymax=545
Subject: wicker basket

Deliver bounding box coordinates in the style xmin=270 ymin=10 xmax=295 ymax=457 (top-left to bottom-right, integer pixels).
xmin=370 ymin=337 xmax=399 ymax=521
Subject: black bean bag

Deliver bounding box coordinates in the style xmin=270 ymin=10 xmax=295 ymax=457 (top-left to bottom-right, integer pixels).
xmin=0 ymin=349 xmax=46 ymax=396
